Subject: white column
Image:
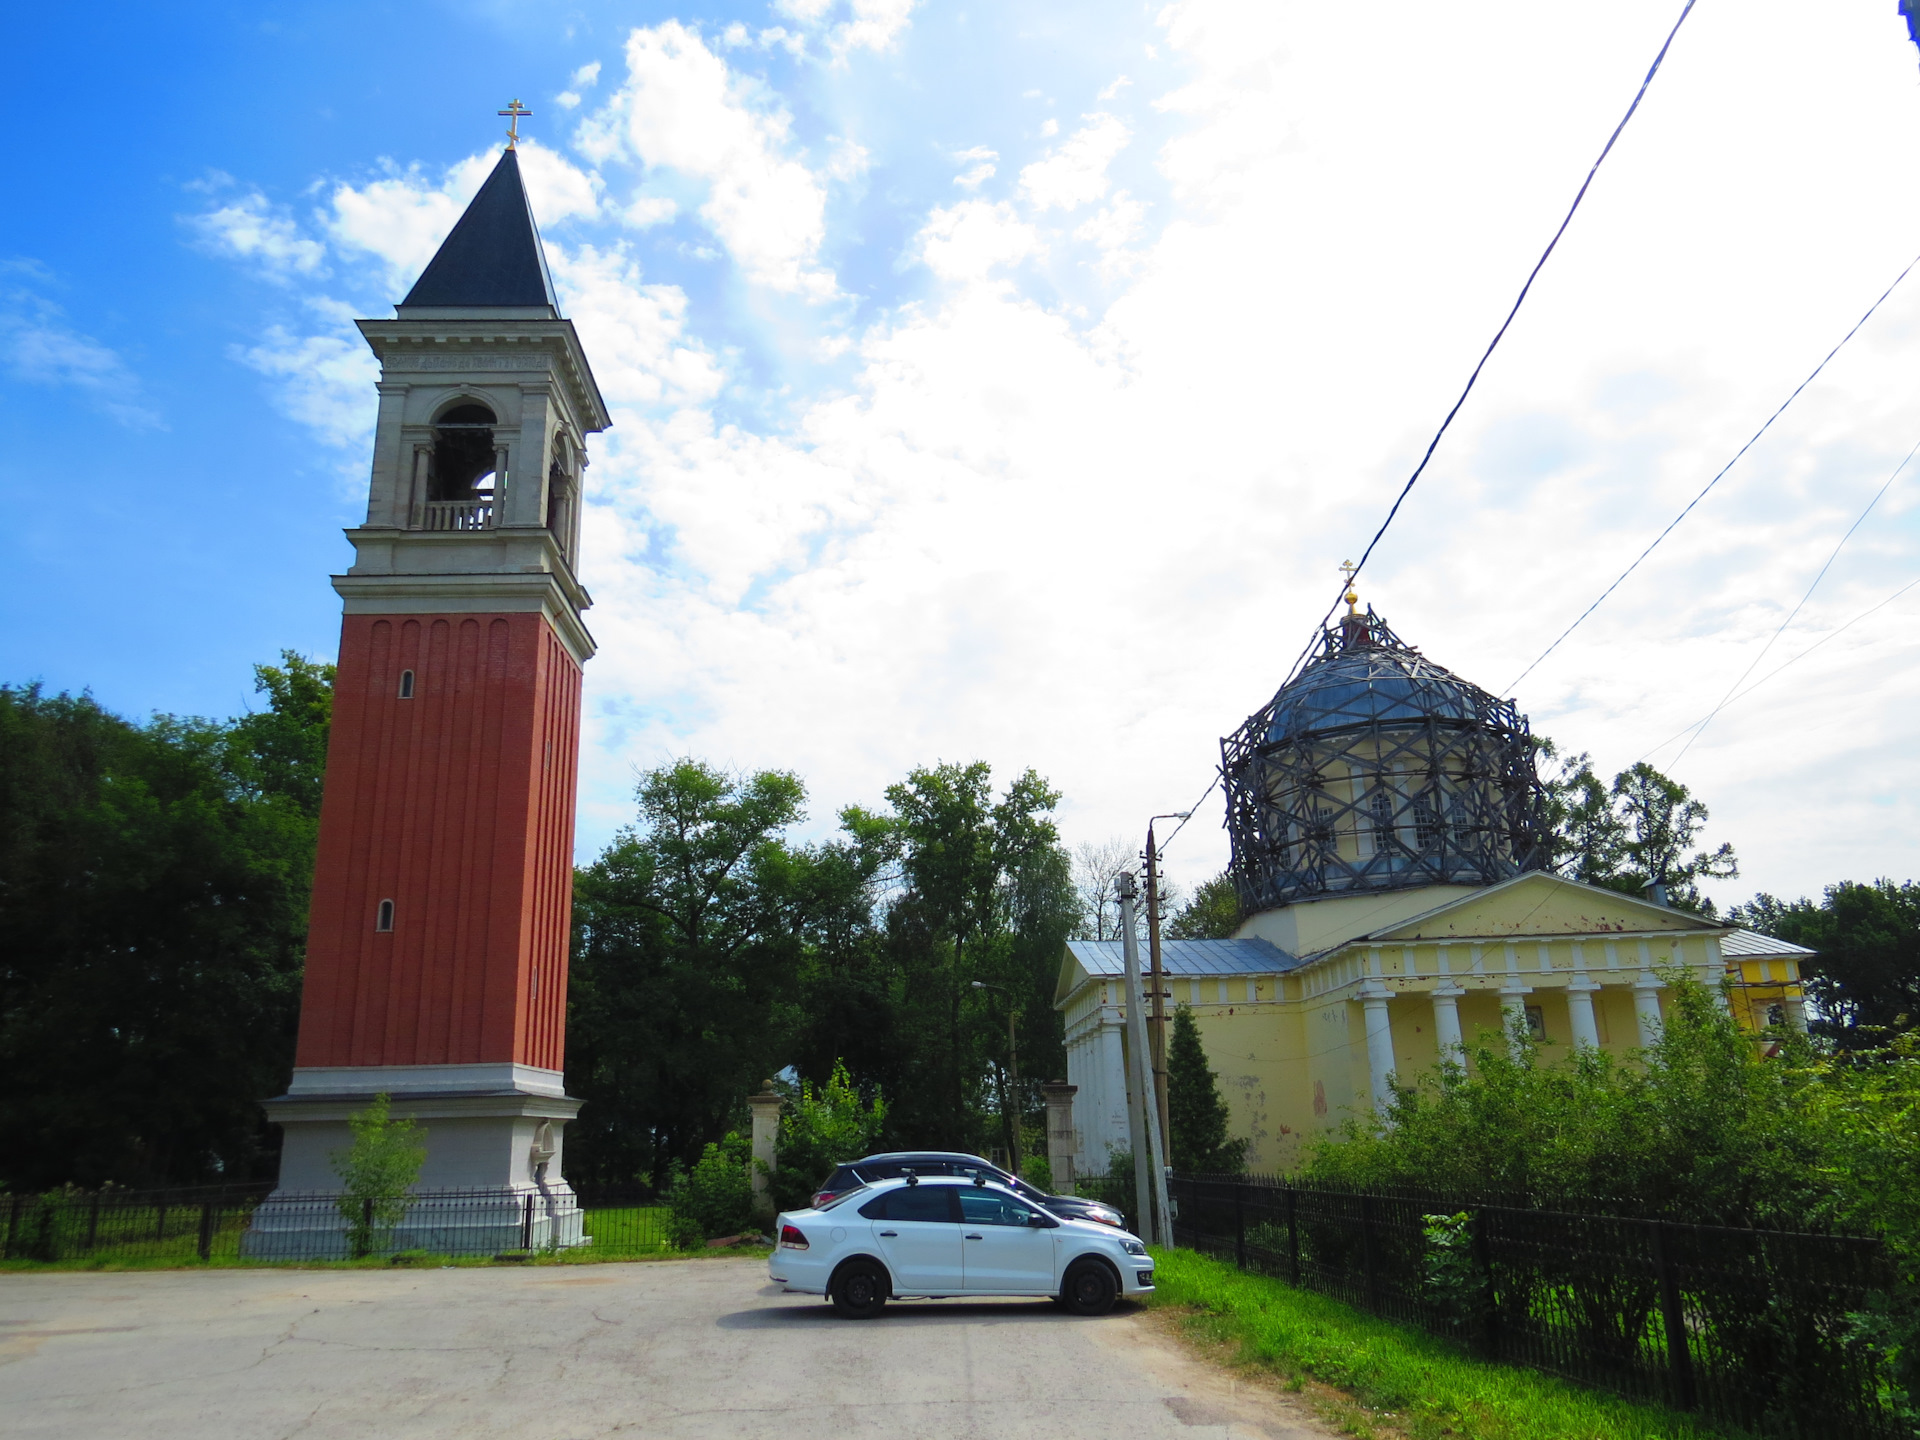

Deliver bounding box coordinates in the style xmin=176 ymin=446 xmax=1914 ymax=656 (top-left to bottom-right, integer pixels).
xmin=1500 ymin=943 xmax=1532 ymax=1056
xmin=1362 ymin=991 xmax=1396 ymax=1113
xmin=1633 ymin=973 xmax=1664 ymax=1047
xmin=747 ymin=1083 xmax=782 ymax=1223
xmin=1431 ymin=987 xmax=1465 ymax=1067
xmin=1566 ymin=942 xmax=1601 ymax=1052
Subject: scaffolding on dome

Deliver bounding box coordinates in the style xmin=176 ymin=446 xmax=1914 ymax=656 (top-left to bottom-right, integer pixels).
xmin=1221 ymin=606 xmax=1550 ymax=915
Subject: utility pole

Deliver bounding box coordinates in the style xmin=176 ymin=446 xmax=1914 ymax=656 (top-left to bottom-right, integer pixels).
xmin=971 ymin=980 xmax=1022 ymax=1176
xmin=1144 ymin=812 xmax=1188 ymax=1169
xmin=1114 ymin=873 xmax=1174 ymax=1246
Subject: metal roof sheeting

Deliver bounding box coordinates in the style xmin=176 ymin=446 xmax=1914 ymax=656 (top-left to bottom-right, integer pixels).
xmin=1065 ymin=937 xmax=1302 ymax=978
xmin=1720 ymin=927 xmax=1816 ymax=958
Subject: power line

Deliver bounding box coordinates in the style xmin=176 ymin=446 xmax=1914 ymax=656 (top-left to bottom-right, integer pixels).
xmin=1503 ymin=248 xmax=1920 ymax=695
xmin=1640 ymin=572 xmax=1920 ymax=763
xmin=1276 ymin=0 xmax=1703 ymax=692
xmin=1163 ymin=2 xmax=1702 ymax=864
xmin=1668 ymin=431 xmax=1920 ymax=764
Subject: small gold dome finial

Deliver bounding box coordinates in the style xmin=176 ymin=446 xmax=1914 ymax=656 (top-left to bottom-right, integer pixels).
xmin=1338 ymin=559 xmax=1359 ymax=614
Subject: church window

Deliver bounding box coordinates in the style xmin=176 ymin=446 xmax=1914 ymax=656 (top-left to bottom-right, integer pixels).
xmin=1413 ymin=794 xmax=1445 ymax=851
xmin=1368 ymin=787 xmax=1397 ymax=856
xmin=1525 ymin=1005 xmax=1546 ymax=1041
xmin=376 ymin=899 xmax=395 ymax=932
xmin=398 ymin=669 xmax=415 ymax=699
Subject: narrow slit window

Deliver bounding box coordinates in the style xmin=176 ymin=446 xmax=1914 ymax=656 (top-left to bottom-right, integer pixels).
xmin=398 ymin=670 xmax=415 ymax=699
xmin=376 ymin=899 xmax=395 ymax=932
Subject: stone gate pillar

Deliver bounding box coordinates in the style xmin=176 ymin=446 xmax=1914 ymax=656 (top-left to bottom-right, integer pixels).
xmin=1041 ymin=1080 xmax=1078 ymax=1191
xmin=748 ymin=1083 xmax=783 ymax=1225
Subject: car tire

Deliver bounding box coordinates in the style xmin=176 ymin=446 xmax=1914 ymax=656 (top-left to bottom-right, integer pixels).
xmin=830 ymin=1261 xmax=889 ymax=1319
xmin=1061 ymin=1260 xmax=1118 ymax=1316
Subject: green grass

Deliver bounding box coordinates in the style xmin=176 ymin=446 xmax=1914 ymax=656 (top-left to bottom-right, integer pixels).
xmin=1145 ymin=1248 xmax=1736 ymax=1440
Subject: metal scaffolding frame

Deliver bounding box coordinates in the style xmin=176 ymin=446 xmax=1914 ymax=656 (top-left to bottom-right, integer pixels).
xmin=1221 ymin=607 xmax=1549 ymax=915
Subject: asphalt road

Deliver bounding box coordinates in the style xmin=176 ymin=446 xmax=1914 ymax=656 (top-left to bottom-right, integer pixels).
xmin=0 ymin=1257 xmax=1330 ymax=1439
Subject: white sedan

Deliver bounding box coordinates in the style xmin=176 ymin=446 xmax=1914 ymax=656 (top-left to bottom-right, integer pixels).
xmin=768 ymin=1175 xmax=1155 ymax=1318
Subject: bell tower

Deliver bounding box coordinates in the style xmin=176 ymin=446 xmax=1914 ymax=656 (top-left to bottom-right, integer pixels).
xmin=259 ymin=137 xmax=609 ymax=1245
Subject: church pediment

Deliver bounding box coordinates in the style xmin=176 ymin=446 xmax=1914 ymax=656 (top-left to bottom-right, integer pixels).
xmin=1363 ymin=871 xmax=1723 ymax=943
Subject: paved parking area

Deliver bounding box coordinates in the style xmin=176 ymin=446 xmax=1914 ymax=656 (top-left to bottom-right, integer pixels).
xmin=0 ymin=1257 xmax=1328 ymax=1439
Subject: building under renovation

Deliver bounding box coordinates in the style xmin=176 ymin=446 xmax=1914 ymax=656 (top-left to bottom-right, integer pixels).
xmin=1054 ymin=595 xmax=1811 ymax=1174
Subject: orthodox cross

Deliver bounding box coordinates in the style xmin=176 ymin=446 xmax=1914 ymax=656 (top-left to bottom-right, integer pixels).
xmin=498 ymin=99 xmax=532 ymax=149
xmin=1339 ymin=559 xmax=1359 ymax=613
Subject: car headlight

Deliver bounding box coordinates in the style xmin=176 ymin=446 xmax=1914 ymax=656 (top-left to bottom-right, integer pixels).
xmin=1120 ymin=1239 xmax=1147 ymax=1257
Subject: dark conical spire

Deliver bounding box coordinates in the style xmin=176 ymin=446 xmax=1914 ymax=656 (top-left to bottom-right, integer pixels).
xmin=399 ymin=149 xmax=560 ymax=313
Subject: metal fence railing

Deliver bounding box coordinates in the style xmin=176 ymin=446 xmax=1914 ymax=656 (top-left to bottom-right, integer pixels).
xmin=1166 ymin=1173 xmax=1908 ymax=1440
xmin=0 ymin=1185 xmax=673 ymax=1264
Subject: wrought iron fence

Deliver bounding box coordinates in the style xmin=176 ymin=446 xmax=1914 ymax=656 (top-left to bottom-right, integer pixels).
xmin=0 ymin=1185 xmax=673 ymax=1263
xmin=1168 ymin=1173 xmax=1909 ymax=1440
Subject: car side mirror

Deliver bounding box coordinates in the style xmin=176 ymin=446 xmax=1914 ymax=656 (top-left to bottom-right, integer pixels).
xmin=1029 ymin=1213 xmax=1057 ymax=1229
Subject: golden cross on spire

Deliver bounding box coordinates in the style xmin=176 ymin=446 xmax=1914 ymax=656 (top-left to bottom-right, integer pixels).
xmin=498 ymin=99 xmax=532 ymax=149
xmin=1338 ymin=559 xmax=1360 ymax=614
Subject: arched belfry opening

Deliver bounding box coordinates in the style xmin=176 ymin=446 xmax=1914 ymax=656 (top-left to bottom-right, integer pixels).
xmin=425 ymin=402 xmax=499 ymax=529
xmin=1221 ymin=604 xmax=1550 ymax=914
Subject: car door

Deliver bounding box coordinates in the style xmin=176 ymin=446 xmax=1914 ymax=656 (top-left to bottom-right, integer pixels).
xmin=957 ymin=1188 xmax=1058 ymax=1293
xmin=864 ymin=1185 xmax=963 ymax=1294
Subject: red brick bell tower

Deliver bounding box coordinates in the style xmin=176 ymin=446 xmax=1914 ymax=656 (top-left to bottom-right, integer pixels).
xmin=261 ymin=140 xmax=608 ymax=1221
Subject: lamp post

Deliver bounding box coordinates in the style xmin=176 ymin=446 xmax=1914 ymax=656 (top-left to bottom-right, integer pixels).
xmin=970 ymin=980 xmax=1021 ymax=1177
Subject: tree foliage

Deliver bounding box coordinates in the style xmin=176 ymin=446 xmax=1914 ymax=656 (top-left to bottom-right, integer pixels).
xmin=1543 ymin=748 xmax=1737 ymax=912
xmin=1168 ymin=871 xmax=1241 ymax=940
xmin=768 ymin=1060 xmax=887 ymax=1214
xmin=1731 ymin=881 xmax=1920 ymax=1047
xmin=0 ymin=654 xmax=331 ymax=1189
xmin=329 ymin=1093 xmax=426 ymax=1257
xmin=1167 ymin=1003 xmax=1247 ymax=1172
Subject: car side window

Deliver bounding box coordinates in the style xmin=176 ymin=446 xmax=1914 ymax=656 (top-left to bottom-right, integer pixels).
xmin=959 ymin=1190 xmax=1037 ymax=1228
xmin=876 ymin=1186 xmax=960 ymax=1223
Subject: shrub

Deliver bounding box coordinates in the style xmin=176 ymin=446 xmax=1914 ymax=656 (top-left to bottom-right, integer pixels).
xmin=768 ymin=1061 xmax=886 ymax=1216
xmin=329 ymin=1094 xmax=426 ymax=1258
xmin=665 ymin=1134 xmax=755 ymax=1243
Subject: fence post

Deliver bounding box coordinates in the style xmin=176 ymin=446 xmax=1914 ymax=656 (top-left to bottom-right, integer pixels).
xmin=1471 ymin=1207 xmax=1500 ymax=1360
xmin=522 ymin=1193 xmax=535 ymax=1250
xmin=1360 ymin=1194 xmax=1379 ymax=1312
xmin=85 ymin=1192 xmax=102 ymax=1249
xmin=1234 ymin=1179 xmax=1246 ymax=1269
xmin=1649 ymin=1221 xmax=1696 ymax=1411
xmin=1286 ymin=1186 xmax=1301 ymax=1286
xmin=197 ymin=1203 xmax=215 ymax=1261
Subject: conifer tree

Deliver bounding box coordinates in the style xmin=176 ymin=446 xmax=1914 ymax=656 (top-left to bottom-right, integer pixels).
xmin=1167 ymin=1004 xmax=1246 ymax=1173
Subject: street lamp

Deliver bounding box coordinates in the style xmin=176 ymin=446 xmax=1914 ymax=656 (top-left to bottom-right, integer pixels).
xmin=971 ymin=980 xmax=1022 ymax=1177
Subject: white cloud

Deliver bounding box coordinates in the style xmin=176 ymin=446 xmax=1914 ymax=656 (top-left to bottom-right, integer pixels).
xmin=185 ymin=191 xmax=327 ymax=280
xmin=572 ymin=60 xmax=603 ymax=88
xmin=952 ymin=146 xmax=998 ymax=189
xmin=1074 ymin=190 xmax=1148 ymax=275
xmin=1020 ymin=112 xmax=1130 ymax=210
xmin=235 ymin=304 xmax=379 ymax=452
xmin=577 ymin=22 xmax=835 ymax=297
xmin=0 ymin=281 xmax=159 ymax=428
xmin=1039 ymin=118 xmax=1059 ymax=138
xmin=1098 ymin=75 xmax=1133 ymax=101
xmin=916 ymin=201 xmax=1041 ymax=282
xmin=622 ymin=195 xmax=680 ymax=228
xmin=549 ymin=243 xmax=724 ymax=410
xmin=774 ymin=0 xmax=916 ymax=54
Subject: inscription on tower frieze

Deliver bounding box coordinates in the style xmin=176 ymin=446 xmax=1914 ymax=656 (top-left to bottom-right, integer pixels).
xmin=394 ymin=353 xmax=555 ymax=372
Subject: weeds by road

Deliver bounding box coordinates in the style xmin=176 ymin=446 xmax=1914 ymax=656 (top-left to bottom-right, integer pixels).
xmin=1146 ymin=1248 xmax=1733 ymax=1440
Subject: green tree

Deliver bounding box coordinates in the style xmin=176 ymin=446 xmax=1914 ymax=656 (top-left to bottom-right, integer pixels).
xmin=769 ymin=1059 xmax=887 ymax=1213
xmin=1732 ymin=881 xmax=1920 ymax=1046
xmin=1167 ymin=1004 xmax=1247 ymax=1172
xmin=0 ymin=656 xmax=330 ymax=1190
xmin=664 ymin=1132 xmax=755 ymax=1245
xmin=1168 ymin=872 xmax=1241 ymax=940
xmin=1541 ymin=748 xmax=1735 ymax=913
xmin=881 ymin=762 xmax=1077 ymax=1159
xmin=330 ymin=1092 xmax=426 ymax=1257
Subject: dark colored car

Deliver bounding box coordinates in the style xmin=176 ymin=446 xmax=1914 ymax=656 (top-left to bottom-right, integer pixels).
xmin=811 ymin=1151 xmax=1126 ymax=1229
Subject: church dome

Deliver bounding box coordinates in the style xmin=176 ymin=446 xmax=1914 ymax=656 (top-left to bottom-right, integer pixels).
xmin=1221 ymin=606 xmax=1549 ymax=913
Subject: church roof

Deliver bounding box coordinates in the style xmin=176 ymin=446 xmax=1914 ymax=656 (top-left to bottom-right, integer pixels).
xmin=1721 ymin=927 xmax=1816 ymax=959
xmin=1064 ymin=937 xmax=1304 ymax=978
xmin=1260 ymin=608 xmax=1495 ymax=745
xmin=399 ymin=148 xmax=560 ymax=313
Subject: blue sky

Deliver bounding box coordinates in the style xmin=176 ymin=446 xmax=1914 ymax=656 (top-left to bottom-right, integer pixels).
xmin=8 ymin=0 xmax=1920 ymax=908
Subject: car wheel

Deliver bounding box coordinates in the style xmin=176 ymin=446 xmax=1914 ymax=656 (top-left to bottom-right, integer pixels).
xmin=1061 ymin=1260 xmax=1118 ymax=1316
xmin=830 ymin=1261 xmax=889 ymax=1319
